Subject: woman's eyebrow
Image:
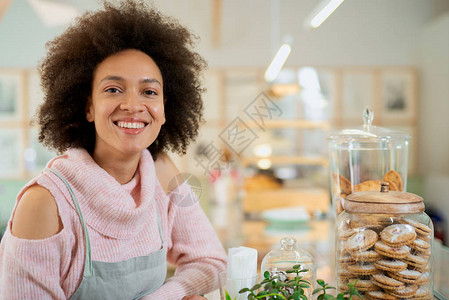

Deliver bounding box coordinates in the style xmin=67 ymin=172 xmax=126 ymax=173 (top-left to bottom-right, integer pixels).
xmin=141 ymin=78 xmax=162 ymax=87
xmin=100 ymin=75 xmax=124 ymax=83
xmin=100 ymin=76 xmax=161 ymax=87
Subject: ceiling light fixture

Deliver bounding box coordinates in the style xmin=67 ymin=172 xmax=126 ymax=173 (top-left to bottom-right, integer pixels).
xmin=308 ymin=0 xmax=345 ymax=29
xmin=264 ymin=43 xmax=292 ymax=83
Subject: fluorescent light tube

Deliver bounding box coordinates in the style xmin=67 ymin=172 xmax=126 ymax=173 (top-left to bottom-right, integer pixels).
xmin=264 ymin=43 xmax=291 ymax=82
xmin=310 ymin=0 xmax=344 ymax=29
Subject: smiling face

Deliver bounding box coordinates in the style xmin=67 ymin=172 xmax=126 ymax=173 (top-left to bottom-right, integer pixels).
xmin=86 ymin=49 xmax=165 ymax=159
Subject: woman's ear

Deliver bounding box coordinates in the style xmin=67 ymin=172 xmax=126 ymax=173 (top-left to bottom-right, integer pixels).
xmin=85 ymin=97 xmax=94 ymax=122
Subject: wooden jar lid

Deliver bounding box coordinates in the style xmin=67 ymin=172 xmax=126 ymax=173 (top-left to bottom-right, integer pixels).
xmin=343 ymin=182 xmax=424 ymax=214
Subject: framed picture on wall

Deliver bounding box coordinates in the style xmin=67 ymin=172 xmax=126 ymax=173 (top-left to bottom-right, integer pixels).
xmin=380 ymin=70 xmax=416 ymax=123
xmin=0 ymin=71 xmax=23 ymax=121
xmin=342 ymin=71 xmax=375 ymax=121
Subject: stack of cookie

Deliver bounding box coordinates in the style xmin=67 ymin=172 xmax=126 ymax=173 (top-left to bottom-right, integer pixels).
xmin=337 ymin=217 xmax=432 ymax=300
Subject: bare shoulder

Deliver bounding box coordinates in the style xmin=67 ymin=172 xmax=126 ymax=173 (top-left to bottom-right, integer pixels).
xmin=11 ymin=184 xmax=62 ymax=240
xmin=154 ymin=152 xmax=181 ymax=195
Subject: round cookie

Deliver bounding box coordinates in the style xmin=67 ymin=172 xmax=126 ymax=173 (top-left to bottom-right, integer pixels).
xmin=333 ymin=173 xmax=352 ymax=195
xmin=337 ymin=268 xmax=353 ymax=279
xmin=340 ymin=228 xmax=357 ymax=240
xmin=347 ymin=263 xmax=379 ymax=276
xmin=387 ymin=269 xmax=421 ymax=283
xmin=402 ymin=253 xmax=427 ymax=269
xmin=382 ymin=170 xmax=403 ymax=191
xmin=338 ymin=253 xmax=355 ymax=264
xmin=365 ymin=290 xmax=398 ymax=300
xmin=400 ymin=218 xmax=432 ymax=235
xmin=415 ymin=272 xmax=430 ymax=285
xmin=412 ymin=286 xmax=432 ymax=299
xmin=373 ymin=259 xmax=408 ymax=272
xmin=337 ymin=254 xmax=356 ymax=269
xmin=354 ymin=180 xmax=381 ymax=192
xmin=346 ymin=229 xmax=378 ymax=252
xmin=417 ymin=233 xmax=432 ymax=242
xmin=380 ymin=224 xmax=416 ymax=247
xmin=347 ymin=279 xmax=380 ymax=292
xmin=411 ymin=238 xmax=431 ymax=253
xmin=351 ymin=250 xmax=381 ymax=262
xmin=374 ymin=241 xmax=410 ymax=259
xmin=371 ymin=274 xmax=405 ymax=291
xmin=388 ymin=284 xmax=418 ymax=298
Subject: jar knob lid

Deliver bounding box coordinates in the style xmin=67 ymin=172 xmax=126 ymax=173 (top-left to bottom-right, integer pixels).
xmin=363 ymin=107 xmax=374 ymax=131
xmin=280 ymin=237 xmax=297 ymax=250
xmin=380 ymin=182 xmax=390 ymax=192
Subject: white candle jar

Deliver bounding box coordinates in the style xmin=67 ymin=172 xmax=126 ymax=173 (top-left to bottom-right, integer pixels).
xmin=261 ymin=237 xmax=316 ymax=299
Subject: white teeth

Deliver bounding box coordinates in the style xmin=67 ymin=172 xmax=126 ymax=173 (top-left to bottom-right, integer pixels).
xmin=117 ymin=121 xmax=145 ymax=129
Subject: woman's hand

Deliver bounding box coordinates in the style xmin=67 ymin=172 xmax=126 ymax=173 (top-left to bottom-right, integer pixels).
xmin=181 ymin=296 xmax=207 ymax=300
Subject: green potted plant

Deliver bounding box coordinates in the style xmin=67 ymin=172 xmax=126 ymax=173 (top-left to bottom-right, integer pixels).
xmin=225 ymin=265 xmax=361 ymax=300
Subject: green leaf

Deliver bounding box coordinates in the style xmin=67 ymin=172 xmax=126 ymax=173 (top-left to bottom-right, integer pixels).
xmin=238 ymin=287 xmax=250 ymax=293
xmin=264 ymin=271 xmax=270 ymax=279
xmin=277 ymin=282 xmax=286 ymax=287
xmin=299 ymin=283 xmax=310 ymax=288
xmin=225 ymin=290 xmax=233 ymax=300
xmin=293 ymin=264 xmax=301 ymax=270
xmin=298 ymin=269 xmax=309 ymax=273
xmin=313 ymin=287 xmax=324 ymax=294
xmin=251 ymin=284 xmax=262 ymax=291
xmin=286 ymin=270 xmax=295 ymax=273
xmin=324 ymin=294 xmax=335 ymax=299
xmin=317 ymin=279 xmax=325 ymax=287
xmin=337 ymin=293 xmax=344 ymax=300
xmin=291 ymin=291 xmax=301 ymax=300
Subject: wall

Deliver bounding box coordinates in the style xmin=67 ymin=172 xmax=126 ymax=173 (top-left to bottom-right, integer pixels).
xmin=0 ymin=0 xmax=434 ymax=68
xmin=417 ymin=12 xmax=449 ymax=242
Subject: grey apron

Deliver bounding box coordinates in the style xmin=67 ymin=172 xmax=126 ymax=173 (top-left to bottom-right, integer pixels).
xmin=46 ymin=169 xmax=167 ymax=300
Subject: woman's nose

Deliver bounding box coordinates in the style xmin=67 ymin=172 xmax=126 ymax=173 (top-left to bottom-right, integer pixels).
xmin=120 ymin=93 xmax=145 ymax=112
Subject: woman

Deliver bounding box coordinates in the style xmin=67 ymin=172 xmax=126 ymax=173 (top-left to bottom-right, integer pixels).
xmin=0 ymin=1 xmax=226 ymax=299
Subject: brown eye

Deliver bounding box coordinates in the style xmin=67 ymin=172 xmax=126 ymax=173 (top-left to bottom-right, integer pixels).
xmin=144 ymin=90 xmax=157 ymax=96
xmin=105 ymin=87 xmax=121 ymax=93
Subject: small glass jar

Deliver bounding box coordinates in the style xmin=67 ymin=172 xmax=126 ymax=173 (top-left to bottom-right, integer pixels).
xmin=336 ymin=183 xmax=434 ymax=299
xmin=328 ymin=108 xmax=410 ymax=217
xmin=261 ymin=237 xmax=316 ymax=299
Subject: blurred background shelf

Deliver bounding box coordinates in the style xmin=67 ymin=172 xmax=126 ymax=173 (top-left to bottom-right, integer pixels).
xmin=243 ymin=188 xmax=329 ymax=214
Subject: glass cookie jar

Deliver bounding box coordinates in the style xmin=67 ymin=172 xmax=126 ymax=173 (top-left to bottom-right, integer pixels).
xmin=261 ymin=237 xmax=316 ymax=299
xmin=328 ymin=108 xmax=411 ymax=217
xmin=336 ymin=182 xmax=434 ymax=300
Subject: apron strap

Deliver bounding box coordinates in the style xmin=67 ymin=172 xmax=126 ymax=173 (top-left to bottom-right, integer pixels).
xmin=45 ymin=168 xmax=93 ymax=277
xmin=155 ymin=201 xmax=164 ymax=247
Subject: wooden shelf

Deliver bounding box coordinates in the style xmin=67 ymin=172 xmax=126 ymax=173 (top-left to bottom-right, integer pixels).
xmin=243 ymin=187 xmax=330 ymax=213
xmin=244 ymin=119 xmax=330 ymax=130
xmin=240 ymin=155 xmax=329 ymax=167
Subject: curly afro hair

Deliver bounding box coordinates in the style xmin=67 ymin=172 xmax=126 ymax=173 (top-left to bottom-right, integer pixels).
xmin=37 ymin=0 xmax=206 ymax=158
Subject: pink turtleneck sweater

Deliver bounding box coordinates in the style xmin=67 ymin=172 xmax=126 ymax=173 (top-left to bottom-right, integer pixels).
xmin=0 ymin=148 xmax=227 ymax=299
